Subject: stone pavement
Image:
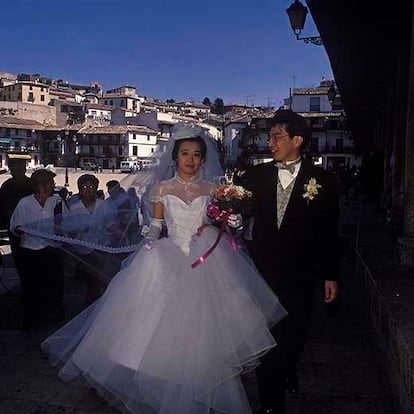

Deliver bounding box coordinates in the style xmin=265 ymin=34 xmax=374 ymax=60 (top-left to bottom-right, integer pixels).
xmin=0 ymin=199 xmax=401 ymax=413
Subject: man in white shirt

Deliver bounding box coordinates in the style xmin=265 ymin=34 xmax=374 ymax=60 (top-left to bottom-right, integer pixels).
xmin=10 ymin=169 xmax=66 ymax=329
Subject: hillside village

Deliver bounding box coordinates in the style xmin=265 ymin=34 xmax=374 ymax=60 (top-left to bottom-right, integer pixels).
xmin=0 ymin=69 xmax=357 ymax=173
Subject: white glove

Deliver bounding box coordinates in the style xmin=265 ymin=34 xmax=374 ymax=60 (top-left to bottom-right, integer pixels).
xmin=227 ymin=213 xmax=243 ymax=230
xmin=143 ymin=218 xmax=163 ymax=249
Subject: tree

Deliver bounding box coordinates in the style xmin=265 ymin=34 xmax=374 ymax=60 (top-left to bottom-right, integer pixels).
xmin=202 ymin=97 xmax=212 ymax=107
xmin=212 ymin=98 xmax=224 ymax=114
xmin=166 ymin=99 xmax=175 ymax=104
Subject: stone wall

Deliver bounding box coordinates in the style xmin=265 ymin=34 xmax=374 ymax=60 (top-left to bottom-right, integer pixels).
xmin=356 ymin=203 xmax=414 ymax=414
xmin=0 ymin=101 xmax=56 ymax=125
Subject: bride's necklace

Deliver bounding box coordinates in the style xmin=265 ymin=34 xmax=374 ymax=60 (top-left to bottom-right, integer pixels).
xmin=174 ymin=172 xmax=200 ymax=204
xmin=175 ymin=172 xmax=200 ymax=185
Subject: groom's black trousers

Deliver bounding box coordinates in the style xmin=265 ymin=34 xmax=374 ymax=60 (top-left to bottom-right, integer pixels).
xmin=256 ymin=266 xmax=315 ymax=409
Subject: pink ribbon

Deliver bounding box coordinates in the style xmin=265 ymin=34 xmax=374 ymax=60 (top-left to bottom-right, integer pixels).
xmin=191 ymin=205 xmax=237 ymax=268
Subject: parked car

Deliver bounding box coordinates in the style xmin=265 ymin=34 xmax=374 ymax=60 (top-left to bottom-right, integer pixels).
xmin=120 ymin=160 xmax=142 ymax=173
xmin=82 ymin=162 xmax=98 ymax=171
xmin=33 ymin=164 xmax=55 ymax=172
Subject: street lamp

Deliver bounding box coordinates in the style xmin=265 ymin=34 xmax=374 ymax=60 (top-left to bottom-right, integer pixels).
xmin=64 ymin=130 xmax=69 ymax=187
xmin=286 ymin=0 xmax=323 ymax=46
xmin=73 ymin=134 xmax=79 ymax=172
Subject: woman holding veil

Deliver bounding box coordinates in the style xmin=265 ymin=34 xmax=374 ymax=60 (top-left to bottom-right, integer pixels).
xmin=39 ymin=125 xmax=286 ymax=414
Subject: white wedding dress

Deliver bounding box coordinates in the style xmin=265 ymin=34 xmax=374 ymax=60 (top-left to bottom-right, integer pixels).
xmin=42 ymin=175 xmax=287 ymax=414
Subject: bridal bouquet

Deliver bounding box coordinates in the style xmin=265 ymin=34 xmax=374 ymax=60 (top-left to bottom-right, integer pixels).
xmin=192 ymin=183 xmax=252 ymax=268
xmin=208 ymin=183 xmax=253 ymax=222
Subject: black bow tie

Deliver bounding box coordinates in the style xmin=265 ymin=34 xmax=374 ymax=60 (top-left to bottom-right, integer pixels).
xmin=275 ymin=158 xmax=301 ymax=174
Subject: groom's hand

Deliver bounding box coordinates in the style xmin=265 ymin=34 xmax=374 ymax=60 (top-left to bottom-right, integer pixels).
xmin=324 ymin=280 xmax=338 ymax=302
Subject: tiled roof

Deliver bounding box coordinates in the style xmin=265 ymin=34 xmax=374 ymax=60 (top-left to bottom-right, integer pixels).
xmin=85 ymin=103 xmax=115 ymax=111
xmin=43 ymin=125 xmax=82 ymax=131
xmin=101 ymin=93 xmax=138 ymax=99
xmin=52 ymin=98 xmax=83 ymax=107
xmin=225 ymin=115 xmax=251 ymax=125
xmin=293 ymin=86 xmax=330 ymax=95
xmin=77 ymin=125 xmax=158 ymax=135
xmin=0 ymin=115 xmax=44 ymax=129
xmin=298 ymin=111 xmax=343 ymax=118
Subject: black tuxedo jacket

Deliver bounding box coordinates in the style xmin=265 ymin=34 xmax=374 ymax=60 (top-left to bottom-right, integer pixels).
xmin=243 ymin=159 xmax=340 ymax=283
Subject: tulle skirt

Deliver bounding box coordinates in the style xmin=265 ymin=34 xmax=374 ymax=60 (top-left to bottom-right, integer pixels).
xmin=42 ymin=227 xmax=287 ymax=414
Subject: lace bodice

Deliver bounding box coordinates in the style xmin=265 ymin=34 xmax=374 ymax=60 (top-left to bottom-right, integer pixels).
xmin=151 ymin=174 xmax=215 ymax=253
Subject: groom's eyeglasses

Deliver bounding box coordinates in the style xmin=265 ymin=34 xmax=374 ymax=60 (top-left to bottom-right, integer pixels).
xmin=267 ymin=134 xmax=290 ymax=143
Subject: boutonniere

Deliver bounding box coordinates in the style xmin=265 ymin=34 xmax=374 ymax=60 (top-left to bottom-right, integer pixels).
xmin=303 ymin=178 xmax=322 ymax=203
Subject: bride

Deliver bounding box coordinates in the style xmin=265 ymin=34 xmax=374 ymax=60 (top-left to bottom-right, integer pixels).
xmin=40 ymin=125 xmax=287 ymax=414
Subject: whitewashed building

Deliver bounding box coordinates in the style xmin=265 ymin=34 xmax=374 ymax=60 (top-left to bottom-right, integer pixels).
xmin=286 ymin=79 xmax=360 ymax=171
xmin=77 ymin=125 xmax=158 ymax=169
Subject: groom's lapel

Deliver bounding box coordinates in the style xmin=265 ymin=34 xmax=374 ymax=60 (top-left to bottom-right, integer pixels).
xmin=262 ymin=162 xmax=278 ymax=217
xmin=268 ymin=162 xmax=278 ymax=209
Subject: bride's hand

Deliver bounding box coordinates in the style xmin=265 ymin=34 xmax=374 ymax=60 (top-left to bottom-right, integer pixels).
xmin=196 ymin=224 xmax=210 ymax=236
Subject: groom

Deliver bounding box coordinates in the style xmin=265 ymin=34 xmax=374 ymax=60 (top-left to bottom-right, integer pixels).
xmin=242 ymin=109 xmax=340 ymax=413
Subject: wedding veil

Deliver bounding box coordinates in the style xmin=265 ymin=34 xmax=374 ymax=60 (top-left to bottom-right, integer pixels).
xmin=20 ymin=123 xmax=224 ymax=282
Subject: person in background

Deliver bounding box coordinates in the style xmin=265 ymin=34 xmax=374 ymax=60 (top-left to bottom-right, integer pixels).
xmin=57 ymin=187 xmax=69 ymax=205
xmin=127 ymin=186 xmax=141 ymax=227
xmin=68 ymin=174 xmax=107 ymax=306
xmin=96 ymin=189 xmax=105 ymax=200
xmin=106 ymin=180 xmax=138 ymax=244
xmin=0 ymin=154 xmax=33 ymax=318
xmin=10 ymin=169 xmax=65 ymax=329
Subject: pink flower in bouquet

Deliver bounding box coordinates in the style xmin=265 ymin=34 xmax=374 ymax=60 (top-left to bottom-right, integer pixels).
xmin=209 ymin=184 xmax=253 ymax=217
xmin=192 ymin=184 xmax=252 ymax=268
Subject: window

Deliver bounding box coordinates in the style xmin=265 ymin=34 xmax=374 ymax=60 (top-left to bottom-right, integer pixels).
xmin=29 ymin=85 xmax=33 ymax=90
xmin=309 ymin=97 xmax=320 ymax=112
xmin=120 ymin=99 xmax=124 ymax=106
xmin=40 ymin=95 xmax=45 ymax=102
xmin=336 ymin=138 xmax=343 ymax=152
xmin=151 ymin=148 xmax=154 ymax=153
xmin=110 ymin=100 xmax=113 ymax=106
xmin=133 ymin=146 xmax=138 ymax=156
xmin=147 ymin=135 xmax=150 ymax=141
xmin=133 ymin=133 xmax=136 ymax=139
xmin=310 ymin=137 xmax=319 ymax=153
xmin=28 ymin=92 xmax=34 ymax=102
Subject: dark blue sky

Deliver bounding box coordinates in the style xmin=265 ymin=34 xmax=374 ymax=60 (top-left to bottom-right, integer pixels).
xmin=2 ymin=0 xmax=333 ymax=107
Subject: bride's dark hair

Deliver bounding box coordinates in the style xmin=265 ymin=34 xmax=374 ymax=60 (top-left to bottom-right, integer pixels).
xmin=172 ymin=137 xmax=207 ymax=161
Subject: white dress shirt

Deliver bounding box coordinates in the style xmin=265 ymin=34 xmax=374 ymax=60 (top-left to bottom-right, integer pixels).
xmin=10 ymin=194 xmax=66 ymax=250
xmin=278 ymin=159 xmax=302 ymax=189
